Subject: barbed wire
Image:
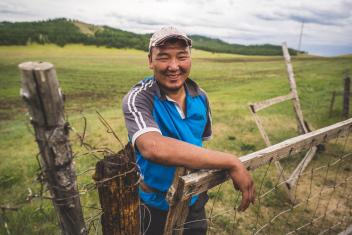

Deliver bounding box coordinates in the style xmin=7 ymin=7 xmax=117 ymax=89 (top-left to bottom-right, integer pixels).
xmin=172 ymin=125 xmax=352 ymax=234
xmin=1 ymin=111 xmax=139 ymax=234
xmin=2 ymin=108 xmax=352 ymax=235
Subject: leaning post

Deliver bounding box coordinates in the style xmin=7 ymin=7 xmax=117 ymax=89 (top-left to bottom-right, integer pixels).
xmin=282 ymin=42 xmax=308 ymax=134
xmin=19 ymin=62 xmax=87 ymax=235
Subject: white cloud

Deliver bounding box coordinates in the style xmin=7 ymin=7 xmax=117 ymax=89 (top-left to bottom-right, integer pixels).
xmin=0 ymin=0 xmax=351 ymax=55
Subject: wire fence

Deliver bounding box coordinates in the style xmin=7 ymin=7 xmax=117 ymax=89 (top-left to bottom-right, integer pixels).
xmin=181 ymin=123 xmax=352 ymax=234
xmin=0 ymin=111 xmax=140 ymax=234
xmin=1 ymin=113 xmax=352 ymax=234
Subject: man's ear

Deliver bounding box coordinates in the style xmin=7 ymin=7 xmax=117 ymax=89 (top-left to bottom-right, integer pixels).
xmin=148 ymin=54 xmax=154 ymax=69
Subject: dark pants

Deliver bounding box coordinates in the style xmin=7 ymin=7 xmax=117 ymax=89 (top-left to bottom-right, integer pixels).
xmin=141 ymin=193 xmax=209 ymax=235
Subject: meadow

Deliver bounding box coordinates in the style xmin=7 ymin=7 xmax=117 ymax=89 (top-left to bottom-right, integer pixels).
xmin=0 ymin=44 xmax=351 ymax=234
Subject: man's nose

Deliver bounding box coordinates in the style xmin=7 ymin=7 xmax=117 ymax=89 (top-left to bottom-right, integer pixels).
xmin=167 ymin=58 xmax=179 ymax=71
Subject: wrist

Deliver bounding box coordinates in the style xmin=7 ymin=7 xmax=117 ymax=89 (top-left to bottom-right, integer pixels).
xmin=228 ymin=155 xmax=242 ymax=171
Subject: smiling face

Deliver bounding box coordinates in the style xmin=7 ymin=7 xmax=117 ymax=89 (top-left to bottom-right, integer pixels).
xmin=148 ymin=39 xmax=191 ymax=94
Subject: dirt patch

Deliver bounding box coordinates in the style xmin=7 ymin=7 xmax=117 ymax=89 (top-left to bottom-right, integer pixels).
xmin=0 ymin=91 xmax=124 ymax=121
xmin=0 ymin=99 xmax=25 ymax=121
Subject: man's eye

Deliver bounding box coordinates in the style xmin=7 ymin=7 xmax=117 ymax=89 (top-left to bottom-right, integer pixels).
xmin=157 ymin=57 xmax=168 ymax=61
xmin=178 ymin=56 xmax=189 ymax=60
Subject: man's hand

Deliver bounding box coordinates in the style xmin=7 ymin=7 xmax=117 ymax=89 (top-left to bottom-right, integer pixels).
xmin=228 ymin=162 xmax=255 ymax=212
xmin=136 ymin=132 xmax=256 ymax=211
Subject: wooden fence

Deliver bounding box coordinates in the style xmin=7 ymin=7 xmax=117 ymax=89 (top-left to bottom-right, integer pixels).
xmin=164 ymin=118 xmax=352 ymax=234
xmin=19 ymin=61 xmax=352 ymax=234
xmin=329 ymin=72 xmax=351 ymax=118
xmin=248 ymin=43 xmax=316 ymax=203
xmin=19 ymin=62 xmax=140 ymax=235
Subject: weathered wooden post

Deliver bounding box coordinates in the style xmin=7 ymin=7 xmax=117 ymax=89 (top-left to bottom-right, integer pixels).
xmin=164 ymin=167 xmax=191 ymax=235
xmin=343 ymin=73 xmax=350 ymax=119
xmin=19 ymin=62 xmax=87 ymax=234
xmin=282 ymin=42 xmax=308 ymax=134
xmin=93 ymin=144 xmax=140 ymax=235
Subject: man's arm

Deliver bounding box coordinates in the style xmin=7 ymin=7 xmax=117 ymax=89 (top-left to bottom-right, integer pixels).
xmin=136 ymin=131 xmax=256 ymax=212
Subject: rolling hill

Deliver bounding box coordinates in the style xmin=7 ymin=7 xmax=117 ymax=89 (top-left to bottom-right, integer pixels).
xmin=0 ymin=18 xmax=301 ymax=56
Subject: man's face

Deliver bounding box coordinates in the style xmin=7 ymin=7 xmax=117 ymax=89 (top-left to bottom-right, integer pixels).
xmin=148 ymin=40 xmax=191 ymax=93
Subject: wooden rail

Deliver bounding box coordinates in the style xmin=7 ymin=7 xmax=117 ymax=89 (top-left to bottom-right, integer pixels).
xmin=250 ymin=93 xmax=294 ymax=112
xmin=179 ymin=118 xmax=352 ymax=201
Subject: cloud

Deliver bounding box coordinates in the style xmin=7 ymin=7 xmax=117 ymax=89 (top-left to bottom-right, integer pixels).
xmin=0 ymin=2 xmax=33 ymax=17
xmin=0 ymin=0 xmax=351 ymax=55
xmin=206 ymin=10 xmax=222 ymax=16
xmin=256 ymin=12 xmax=342 ymax=26
xmin=0 ymin=9 xmax=22 ymax=15
xmin=255 ymin=1 xmax=352 ymax=26
xmin=107 ymin=12 xmax=164 ymax=26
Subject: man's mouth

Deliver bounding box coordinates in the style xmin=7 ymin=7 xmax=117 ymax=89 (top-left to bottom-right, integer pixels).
xmin=167 ymin=73 xmax=180 ymax=77
xmin=166 ymin=73 xmax=182 ymax=80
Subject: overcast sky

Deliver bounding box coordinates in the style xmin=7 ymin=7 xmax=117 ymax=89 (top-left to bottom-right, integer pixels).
xmin=1 ymin=0 xmax=351 ymax=56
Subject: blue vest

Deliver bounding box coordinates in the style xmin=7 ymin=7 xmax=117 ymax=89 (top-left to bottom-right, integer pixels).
xmin=122 ymin=76 xmax=212 ymax=211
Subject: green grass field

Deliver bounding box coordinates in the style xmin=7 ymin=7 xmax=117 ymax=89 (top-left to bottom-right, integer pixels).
xmin=0 ymin=44 xmax=351 ymax=234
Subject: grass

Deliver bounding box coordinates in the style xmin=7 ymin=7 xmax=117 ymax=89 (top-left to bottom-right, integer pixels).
xmin=0 ymin=44 xmax=351 ymax=234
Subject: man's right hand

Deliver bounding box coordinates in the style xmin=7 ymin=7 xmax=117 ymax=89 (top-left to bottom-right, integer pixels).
xmin=228 ymin=161 xmax=255 ymax=212
xmin=136 ymin=132 xmax=256 ymax=211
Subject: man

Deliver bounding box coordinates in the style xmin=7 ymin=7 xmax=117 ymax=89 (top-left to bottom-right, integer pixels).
xmin=122 ymin=26 xmax=255 ymax=235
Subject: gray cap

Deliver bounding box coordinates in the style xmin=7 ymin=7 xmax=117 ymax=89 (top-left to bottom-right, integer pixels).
xmin=148 ymin=26 xmax=192 ymax=53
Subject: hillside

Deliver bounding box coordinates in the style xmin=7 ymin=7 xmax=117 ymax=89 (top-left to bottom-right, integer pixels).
xmin=0 ymin=18 xmax=301 ymax=56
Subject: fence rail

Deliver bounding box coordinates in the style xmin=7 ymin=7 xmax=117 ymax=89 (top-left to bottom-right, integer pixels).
xmin=177 ymin=118 xmax=352 ymax=201
xmin=160 ymin=118 xmax=352 ymax=234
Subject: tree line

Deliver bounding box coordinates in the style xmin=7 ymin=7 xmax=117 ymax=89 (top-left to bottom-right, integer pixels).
xmin=0 ymin=18 xmax=301 ymax=55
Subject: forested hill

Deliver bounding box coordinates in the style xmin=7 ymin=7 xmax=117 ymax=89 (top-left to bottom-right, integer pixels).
xmin=0 ymin=18 xmax=301 ymax=56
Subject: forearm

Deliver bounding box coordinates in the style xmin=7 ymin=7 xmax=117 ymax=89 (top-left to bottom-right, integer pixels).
xmin=136 ymin=132 xmax=255 ymax=211
xmin=136 ymin=132 xmax=242 ymax=171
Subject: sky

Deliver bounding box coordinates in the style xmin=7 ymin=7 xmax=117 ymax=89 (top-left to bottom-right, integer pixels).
xmin=1 ymin=0 xmax=351 ymax=56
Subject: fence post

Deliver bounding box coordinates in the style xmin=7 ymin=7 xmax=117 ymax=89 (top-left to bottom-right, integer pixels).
xmin=93 ymin=144 xmax=140 ymax=235
xmin=19 ymin=62 xmax=87 ymax=234
xmin=164 ymin=167 xmax=191 ymax=235
xmin=343 ymin=73 xmax=350 ymax=119
xmin=282 ymin=42 xmax=308 ymax=134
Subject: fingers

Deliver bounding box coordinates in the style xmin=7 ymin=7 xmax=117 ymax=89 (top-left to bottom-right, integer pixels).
xmin=237 ymin=183 xmax=256 ymax=212
xmin=238 ymin=189 xmax=250 ymax=212
xmin=229 ymin=165 xmax=256 ymax=212
xmin=248 ymin=182 xmax=255 ymax=204
xmin=251 ymin=184 xmax=256 ymax=204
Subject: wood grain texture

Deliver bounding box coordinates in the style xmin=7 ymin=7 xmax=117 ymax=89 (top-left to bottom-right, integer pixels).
xmin=180 ymin=118 xmax=352 ymax=200
xmin=282 ymin=42 xmax=308 ymax=134
xmin=19 ymin=61 xmax=86 ymax=235
xmin=164 ymin=167 xmax=190 ymax=235
xmin=248 ymin=105 xmax=271 ymax=146
xmin=250 ymin=93 xmax=294 ymax=112
xmin=288 ymin=146 xmax=317 ymax=187
xmin=94 ymin=144 xmax=140 ymax=235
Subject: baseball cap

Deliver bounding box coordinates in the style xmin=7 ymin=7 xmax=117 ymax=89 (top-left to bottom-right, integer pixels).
xmin=148 ymin=26 xmax=192 ymax=53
